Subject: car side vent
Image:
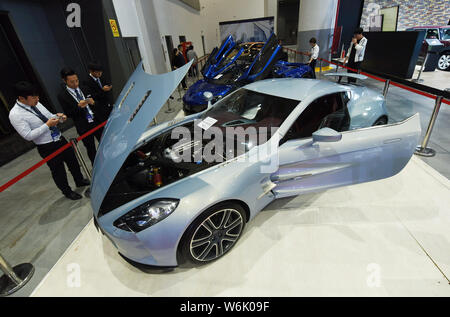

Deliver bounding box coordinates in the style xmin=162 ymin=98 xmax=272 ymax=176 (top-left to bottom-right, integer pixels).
xmin=129 ymin=90 xmax=152 ymax=123
xmin=118 ymin=82 xmax=135 ymax=110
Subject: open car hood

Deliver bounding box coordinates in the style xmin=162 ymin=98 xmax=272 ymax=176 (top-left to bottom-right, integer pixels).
xmin=90 ymin=62 xmax=192 ymax=214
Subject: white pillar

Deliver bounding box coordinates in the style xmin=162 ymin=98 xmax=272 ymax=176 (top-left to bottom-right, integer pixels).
xmin=265 ymin=0 xmax=278 ymax=33
xmin=112 ymin=0 xmax=152 ymax=73
xmin=297 ymin=0 xmax=338 ymax=61
xmin=134 ymin=0 xmax=168 ymax=74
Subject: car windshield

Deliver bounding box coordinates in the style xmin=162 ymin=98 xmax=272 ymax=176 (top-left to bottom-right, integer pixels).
xmin=207 ymin=62 xmax=247 ymax=85
xmin=441 ymin=28 xmax=450 ymax=41
xmin=200 ymin=88 xmax=299 ymax=142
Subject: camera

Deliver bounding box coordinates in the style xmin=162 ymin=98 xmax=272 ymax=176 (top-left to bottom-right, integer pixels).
xmin=53 ymin=114 xmax=64 ymax=123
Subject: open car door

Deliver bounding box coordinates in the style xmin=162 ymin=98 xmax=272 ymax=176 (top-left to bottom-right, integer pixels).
xmin=271 ymin=114 xmax=421 ymax=198
xmin=243 ymin=33 xmax=283 ymax=82
xmin=202 ymin=35 xmax=236 ymax=79
xmin=91 ymin=62 xmax=192 ymax=215
xmin=207 ymin=47 xmax=245 ymax=79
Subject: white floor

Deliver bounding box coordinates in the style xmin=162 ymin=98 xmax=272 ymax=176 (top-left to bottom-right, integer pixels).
xmin=31 ymin=157 xmax=450 ymax=297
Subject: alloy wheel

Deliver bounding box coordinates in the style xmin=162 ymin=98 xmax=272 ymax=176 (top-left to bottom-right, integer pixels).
xmin=438 ymin=54 xmax=450 ymax=70
xmin=190 ymin=208 xmax=244 ymax=262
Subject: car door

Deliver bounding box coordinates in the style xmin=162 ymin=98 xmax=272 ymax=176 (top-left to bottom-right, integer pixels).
xmin=203 ymin=36 xmax=236 ymax=79
xmin=243 ymin=34 xmax=283 ymax=82
xmin=271 ymin=93 xmax=421 ymax=199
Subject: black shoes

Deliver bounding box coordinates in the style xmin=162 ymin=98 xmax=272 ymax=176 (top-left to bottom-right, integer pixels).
xmin=76 ymin=179 xmax=91 ymax=188
xmin=65 ymin=191 xmax=83 ymax=200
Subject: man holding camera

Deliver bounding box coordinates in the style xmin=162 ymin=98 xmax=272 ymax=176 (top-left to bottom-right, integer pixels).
xmin=58 ymin=67 xmax=104 ymax=166
xmin=9 ymin=81 xmax=89 ymax=200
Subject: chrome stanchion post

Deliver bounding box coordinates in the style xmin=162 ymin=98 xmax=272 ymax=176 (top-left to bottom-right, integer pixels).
xmin=319 ymin=59 xmax=322 ymax=74
xmin=415 ymin=96 xmax=443 ymax=157
xmin=383 ymin=80 xmax=390 ymax=98
xmin=70 ymin=138 xmax=92 ymax=180
xmin=0 ymin=253 xmax=34 ymax=296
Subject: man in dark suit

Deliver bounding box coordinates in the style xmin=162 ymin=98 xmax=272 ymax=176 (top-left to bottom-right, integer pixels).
xmin=173 ymin=45 xmax=187 ymax=89
xmin=83 ymin=61 xmax=113 ymax=123
xmin=57 ymin=67 xmax=103 ymax=166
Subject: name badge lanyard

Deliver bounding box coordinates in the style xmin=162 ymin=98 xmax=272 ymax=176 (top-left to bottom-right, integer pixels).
xmin=17 ymin=103 xmax=61 ymax=142
xmin=67 ymin=88 xmax=95 ymax=123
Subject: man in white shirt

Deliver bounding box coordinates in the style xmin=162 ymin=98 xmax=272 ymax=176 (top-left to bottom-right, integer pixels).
xmin=9 ymin=81 xmax=89 ymax=200
xmin=306 ymin=38 xmax=320 ymax=79
xmin=344 ymin=27 xmax=368 ymax=83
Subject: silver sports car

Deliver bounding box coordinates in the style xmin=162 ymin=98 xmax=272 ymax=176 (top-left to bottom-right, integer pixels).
xmin=91 ymin=63 xmax=421 ymax=267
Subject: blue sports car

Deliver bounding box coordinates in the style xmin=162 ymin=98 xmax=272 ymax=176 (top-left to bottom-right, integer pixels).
xmin=183 ymin=34 xmax=313 ymax=115
xmin=91 ymin=62 xmax=420 ymax=268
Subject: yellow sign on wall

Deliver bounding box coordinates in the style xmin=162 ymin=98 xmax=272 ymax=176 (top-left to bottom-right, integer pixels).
xmin=109 ymin=19 xmax=120 ymax=37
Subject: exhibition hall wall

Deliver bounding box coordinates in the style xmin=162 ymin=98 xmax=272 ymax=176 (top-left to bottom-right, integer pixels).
xmin=361 ymin=0 xmax=450 ymax=31
xmin=112 ymin=0 xmax=272 ymax=74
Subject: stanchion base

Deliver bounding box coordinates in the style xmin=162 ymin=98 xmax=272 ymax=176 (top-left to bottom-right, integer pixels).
xmin=415 ymin=146 xmax=436 ymax=157
xmin=0 ymin=263 xmax=34 ymax=297
xmin=411 ymin=79 xmax=424 ymax=83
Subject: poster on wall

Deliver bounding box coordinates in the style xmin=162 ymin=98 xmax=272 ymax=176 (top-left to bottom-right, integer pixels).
xmin=380 ymin=6 xmax=399 ymax=32
xmin=219 ymin=17 xmax=274 ymax=43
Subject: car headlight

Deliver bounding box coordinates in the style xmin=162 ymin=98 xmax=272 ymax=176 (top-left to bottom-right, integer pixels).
xmin=113 ymin=199 xmax=179 ymax=233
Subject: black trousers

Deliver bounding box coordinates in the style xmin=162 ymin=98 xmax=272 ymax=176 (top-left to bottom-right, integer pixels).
xmin=191 ymin=64 xmax=198 ymax=77
xmin=76 ymin=125 xmax=104 ymax=166
xmin=37 ymin=137 xmax=85 ymax=196
xmin=347 ymin=61 xmax=362 ymax=83
xmin=181 ymin=76 xmax=187 ymax=89
xmin=310 ymin=59 xmax=317 ymax=79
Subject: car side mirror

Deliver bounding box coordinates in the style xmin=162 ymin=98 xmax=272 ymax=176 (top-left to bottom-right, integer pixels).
xmin=203 ymin=91 xmax=214 ymax=108
xmin=312 ymin=128 xmax=342 ymax=142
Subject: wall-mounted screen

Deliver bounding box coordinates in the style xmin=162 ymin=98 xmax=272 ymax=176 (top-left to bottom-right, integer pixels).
xmin=362 ymin=31 xmax=425 ymax=79
xmin=219 ymin=17 xmax=275 ymax=43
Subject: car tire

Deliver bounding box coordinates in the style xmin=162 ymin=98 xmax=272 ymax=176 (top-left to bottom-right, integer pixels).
xmin=437 ymin=54 xmax=450 ymax=71
xmin=373 ymin=116 xmax=388 ymax=126
xmin=180 ymin=202 xmax=246 ymax=265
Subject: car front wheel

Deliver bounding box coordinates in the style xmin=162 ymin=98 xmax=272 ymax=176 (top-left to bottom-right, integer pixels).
xmin=181 ymin=203 xmax=246 ymax=265
xmin=438 ymin=54 xmax=450 ymax=71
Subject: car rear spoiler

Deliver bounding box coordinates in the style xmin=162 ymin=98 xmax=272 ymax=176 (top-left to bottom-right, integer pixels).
xmin=324 ymin=72 xmax=368 ymax=80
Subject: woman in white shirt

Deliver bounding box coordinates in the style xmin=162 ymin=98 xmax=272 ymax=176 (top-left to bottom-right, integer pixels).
xmin=307 ymin=38 xmax=320 ymax=79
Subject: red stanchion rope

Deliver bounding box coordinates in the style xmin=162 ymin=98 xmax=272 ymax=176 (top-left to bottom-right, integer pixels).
xmin=284 ymin=48 xmax=446 ymax=102
xmin=0 ymin=120 xmax=107 ymax=193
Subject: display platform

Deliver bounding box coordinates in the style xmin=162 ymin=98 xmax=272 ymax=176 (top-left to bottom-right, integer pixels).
xmin=31 ymin=157 xmax=450 ymax=296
